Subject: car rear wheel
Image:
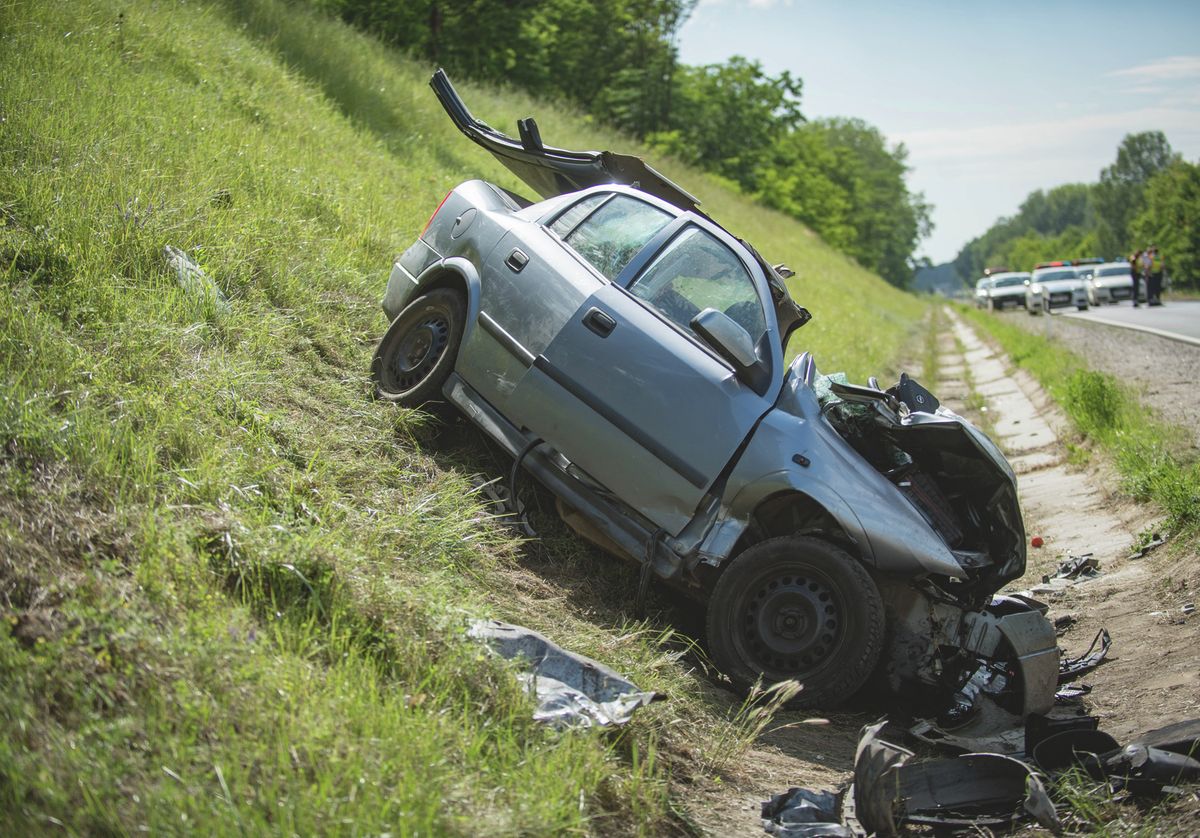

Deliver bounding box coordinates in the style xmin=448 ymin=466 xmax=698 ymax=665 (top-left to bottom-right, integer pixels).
xmin=706 ymin=536 xmax=884 ymax=708
xmin=371 ymin=287 xmax=465 ymax=409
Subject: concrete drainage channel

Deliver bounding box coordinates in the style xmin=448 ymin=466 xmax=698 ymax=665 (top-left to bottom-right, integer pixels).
xmin=939 ymin=309 xmax=1135 ymax=567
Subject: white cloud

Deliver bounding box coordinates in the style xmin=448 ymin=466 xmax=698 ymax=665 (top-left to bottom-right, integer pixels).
xmin=895 ymin=107 xmax=1200 ymax=165
xmin=1108 ymin=55 xmax=1200 ymax=82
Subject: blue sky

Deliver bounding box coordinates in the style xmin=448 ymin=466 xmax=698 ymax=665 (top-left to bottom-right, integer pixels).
xmin=677 ymin=0 xmax=1200 ymax=264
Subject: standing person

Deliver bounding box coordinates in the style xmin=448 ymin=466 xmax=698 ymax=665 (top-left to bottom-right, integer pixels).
xmin=1141 ymin=248 xmax=1154 ymax=306
xmin=1129 ymin=249 xmax=1143 ymax=307
xmin=1148 ymin=245 xmax=1165 ymax=306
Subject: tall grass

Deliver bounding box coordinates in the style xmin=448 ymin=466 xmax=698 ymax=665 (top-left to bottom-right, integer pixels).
xmin=1 ymin=0 xmax=929 ymax=831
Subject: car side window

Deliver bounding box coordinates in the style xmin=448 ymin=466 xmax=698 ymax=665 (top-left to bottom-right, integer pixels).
xmin=550 ymin=194 xmax=672 ymax=281
xmin=629 ymin=226 xmax=766 ymax=343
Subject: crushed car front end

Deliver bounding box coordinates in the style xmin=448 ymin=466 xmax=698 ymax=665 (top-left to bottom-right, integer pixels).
xmin=698 ymin=355 xmax=1057 ymax=719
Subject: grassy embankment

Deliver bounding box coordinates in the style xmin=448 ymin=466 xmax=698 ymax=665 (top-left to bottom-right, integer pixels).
xmin=962 ymin=308 xmax=1199 ymax=555
xmin=1 ymin=0 xmax=927 ymax=832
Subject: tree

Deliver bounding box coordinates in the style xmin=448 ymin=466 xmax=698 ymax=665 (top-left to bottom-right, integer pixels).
xmin=1094 ymin=131 xmax=1179 ymax=255
xmin=649 ymin=57 xmax=803 ymax=182
xmin=1132 ymin=160 xmax=1200 ymax=290
xmin=953 ymin=183 xmax=1096 ymax=279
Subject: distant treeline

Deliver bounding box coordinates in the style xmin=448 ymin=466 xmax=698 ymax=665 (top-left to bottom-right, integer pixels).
xmin=310 ymin=0 xmax=931 ymax=287
xmin=955 ymin=131 xmax=1199 ymax=287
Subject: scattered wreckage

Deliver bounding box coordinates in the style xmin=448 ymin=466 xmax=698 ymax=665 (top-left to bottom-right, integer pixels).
xmin=373 ymin=69 xmax=1059 ymax=717
xmin=762 ymin=714 xmax=1200 ymax=836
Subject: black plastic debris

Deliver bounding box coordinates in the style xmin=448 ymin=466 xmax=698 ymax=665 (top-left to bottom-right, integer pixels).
xmin=1059 ymin=628 xmax=1111 ymax=682
xmin=1032 ymin=729 xmax=1119 ymax=777
xmin=1025 ymin=712 xmax=1101 ymax=755
xmin=1105 ymin=743 xmax=1200 ymax=795
xmin=1128 ymin=532 xmax=1168 ymax=560
xmin=1054 ymin=682 xmax=1092 ymax=704
xmin=850 ymin=720 xmax=913 ymax=837
xmin=1046 ymin=553 xmax=1099 ymax=582
xmin=899 ymin=753 xmax=1060 ymax=833
xmin=467 ymin=619 xmax=660 ymax=728
xmin=760 ymin=788 xmax=851 ymax=837
xmin=1135 ymin=717 xmax=1200 ymax=757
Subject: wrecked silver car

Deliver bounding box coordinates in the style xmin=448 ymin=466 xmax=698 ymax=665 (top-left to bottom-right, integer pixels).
xmin=372 ymin=70 xmax=1057 ymax=715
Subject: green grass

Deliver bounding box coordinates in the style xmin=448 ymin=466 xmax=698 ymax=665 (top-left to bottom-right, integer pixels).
xmin=1 ymin=0 xmax=929 ymax=832
xmin=961 ymin=307 xmax=1200 ymax=536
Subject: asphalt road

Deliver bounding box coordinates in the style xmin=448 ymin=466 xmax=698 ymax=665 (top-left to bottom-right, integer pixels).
xmin=1060 ymin=300 xmax=1200 ymax=346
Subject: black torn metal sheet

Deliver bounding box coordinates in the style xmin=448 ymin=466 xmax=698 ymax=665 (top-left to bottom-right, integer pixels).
xmin=467 ymin=619 xmax=660 ymax=728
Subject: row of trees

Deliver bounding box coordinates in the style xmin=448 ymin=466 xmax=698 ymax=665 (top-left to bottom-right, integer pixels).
xmin=312 ymin=0 xmax=931 ymax=287
xmin=955 ymin=132 xmax=1198 ymax=288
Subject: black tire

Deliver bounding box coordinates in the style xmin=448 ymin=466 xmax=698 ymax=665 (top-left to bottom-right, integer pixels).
xmin=705 ymin=536 xmax=884 ymax=708
xmin=371 ymin=288 xmax=465 ymax=409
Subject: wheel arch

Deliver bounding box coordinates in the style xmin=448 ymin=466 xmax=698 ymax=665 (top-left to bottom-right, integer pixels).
xmin=415 ymin=257 xmax=482 ymax=345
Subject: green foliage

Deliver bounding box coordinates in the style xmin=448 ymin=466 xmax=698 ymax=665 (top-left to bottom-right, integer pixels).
xmin=1131 ymin=159 xmax=1200 ymax=289
xmin=955 ymin=183 xmax=1097 ymax=277
xmin=957 ymin=132 xmax=1190 ymax=280
xmin=1094 ymin=131 xmax=1180 ymax=256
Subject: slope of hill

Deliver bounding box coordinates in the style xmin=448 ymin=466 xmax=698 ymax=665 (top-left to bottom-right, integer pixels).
xmin=0 ymin=0 xmax=928 ymax=832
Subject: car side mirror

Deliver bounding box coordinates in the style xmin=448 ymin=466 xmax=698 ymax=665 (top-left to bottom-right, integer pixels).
xmin=691 ymin=308 xmax=769 ymax=392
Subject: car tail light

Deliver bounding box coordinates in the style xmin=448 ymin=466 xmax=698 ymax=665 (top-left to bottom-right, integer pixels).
xmin=421 ymin=191 xmax=452 ymax=239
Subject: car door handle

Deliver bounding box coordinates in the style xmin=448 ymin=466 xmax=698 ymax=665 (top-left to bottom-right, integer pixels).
xmin=583 ymin=307 xmax=616 ymax=338
xmin=504 ymin=248 xmax=529 ymax=272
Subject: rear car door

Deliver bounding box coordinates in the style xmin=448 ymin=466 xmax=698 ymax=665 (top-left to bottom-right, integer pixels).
xmin=506 ymin=197 xmax=779 ymax=536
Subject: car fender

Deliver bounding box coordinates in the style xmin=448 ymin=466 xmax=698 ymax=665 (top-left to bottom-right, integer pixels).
xmin=421 ymin=256 xmax=484 ymax=345
xmin=384 ymin=256 xmax=484 ymax=347
xmin=700 ymin=471 xmax=871 ymax=564
xmin=699 ymin=405 xmax=965 ymax=579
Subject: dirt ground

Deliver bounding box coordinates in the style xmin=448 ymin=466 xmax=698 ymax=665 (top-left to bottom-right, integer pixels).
xmin=682 ymin=309 xmax=1200 ymax=836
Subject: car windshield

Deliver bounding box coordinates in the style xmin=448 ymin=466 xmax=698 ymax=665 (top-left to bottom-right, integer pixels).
xmin=629 ymin=226 xmax=766 ymax=342
xmin=1037 ymin=270 xmax=1075 ymax=283
xmin=976 ymin=279 xmax=990 ymax=290
xmin=994 ymin=276 xmax=1026 ymax=288
xmin=1098 ymin=265 xmax=1131 ymax=277
xmin=551 ymin=193 xmax=672 ymax=280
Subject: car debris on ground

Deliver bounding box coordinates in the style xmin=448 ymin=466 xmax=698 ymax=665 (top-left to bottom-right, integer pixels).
xmin=467 ymin=619 xmax=660 ymax=728
xmin=761 ymin=713 xmax=1200 ymax=836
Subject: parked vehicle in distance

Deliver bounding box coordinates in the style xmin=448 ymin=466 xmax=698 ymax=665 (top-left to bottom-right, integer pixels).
xmin=372 ymin=70 xmax=1058 ymax=719
xmin=1087 ymin=261 xmax=1139 ymax=305
xmin=985 ymin=272 xmax=1031 ymax=310
xmin=974 ymin=276 xmax=993 ymax=308
xmin=1027 ymin=262 xmax=1089 ymax=314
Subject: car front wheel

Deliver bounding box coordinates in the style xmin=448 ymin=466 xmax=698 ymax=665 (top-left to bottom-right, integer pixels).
xmin=371 ymin=287 xmax=465 ymax=409
xmin=705 ymin=536 xmax=884 ymax=708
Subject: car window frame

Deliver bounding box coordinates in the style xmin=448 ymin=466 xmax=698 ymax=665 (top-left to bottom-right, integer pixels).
xmin=617 ymin=215 xmax=778 ymax=385
xmin=537 ymin=189 xmax=782 ymax=392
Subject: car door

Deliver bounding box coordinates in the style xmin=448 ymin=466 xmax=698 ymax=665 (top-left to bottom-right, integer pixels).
xmin=507 ymin=209 xmax=780 ymax=536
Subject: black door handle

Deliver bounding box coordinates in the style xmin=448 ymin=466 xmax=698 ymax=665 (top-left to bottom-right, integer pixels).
xmin=583 ymin=307 xmax=616 ymax=338
xmin=505 ymin=248 xmax=529 ymax=272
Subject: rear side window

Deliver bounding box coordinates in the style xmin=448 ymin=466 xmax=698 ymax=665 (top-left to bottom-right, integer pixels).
xmin=551 ymin=194 xmax=671 ymax=280
xmin=629 ymin=226 xmax=766 ymax=342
